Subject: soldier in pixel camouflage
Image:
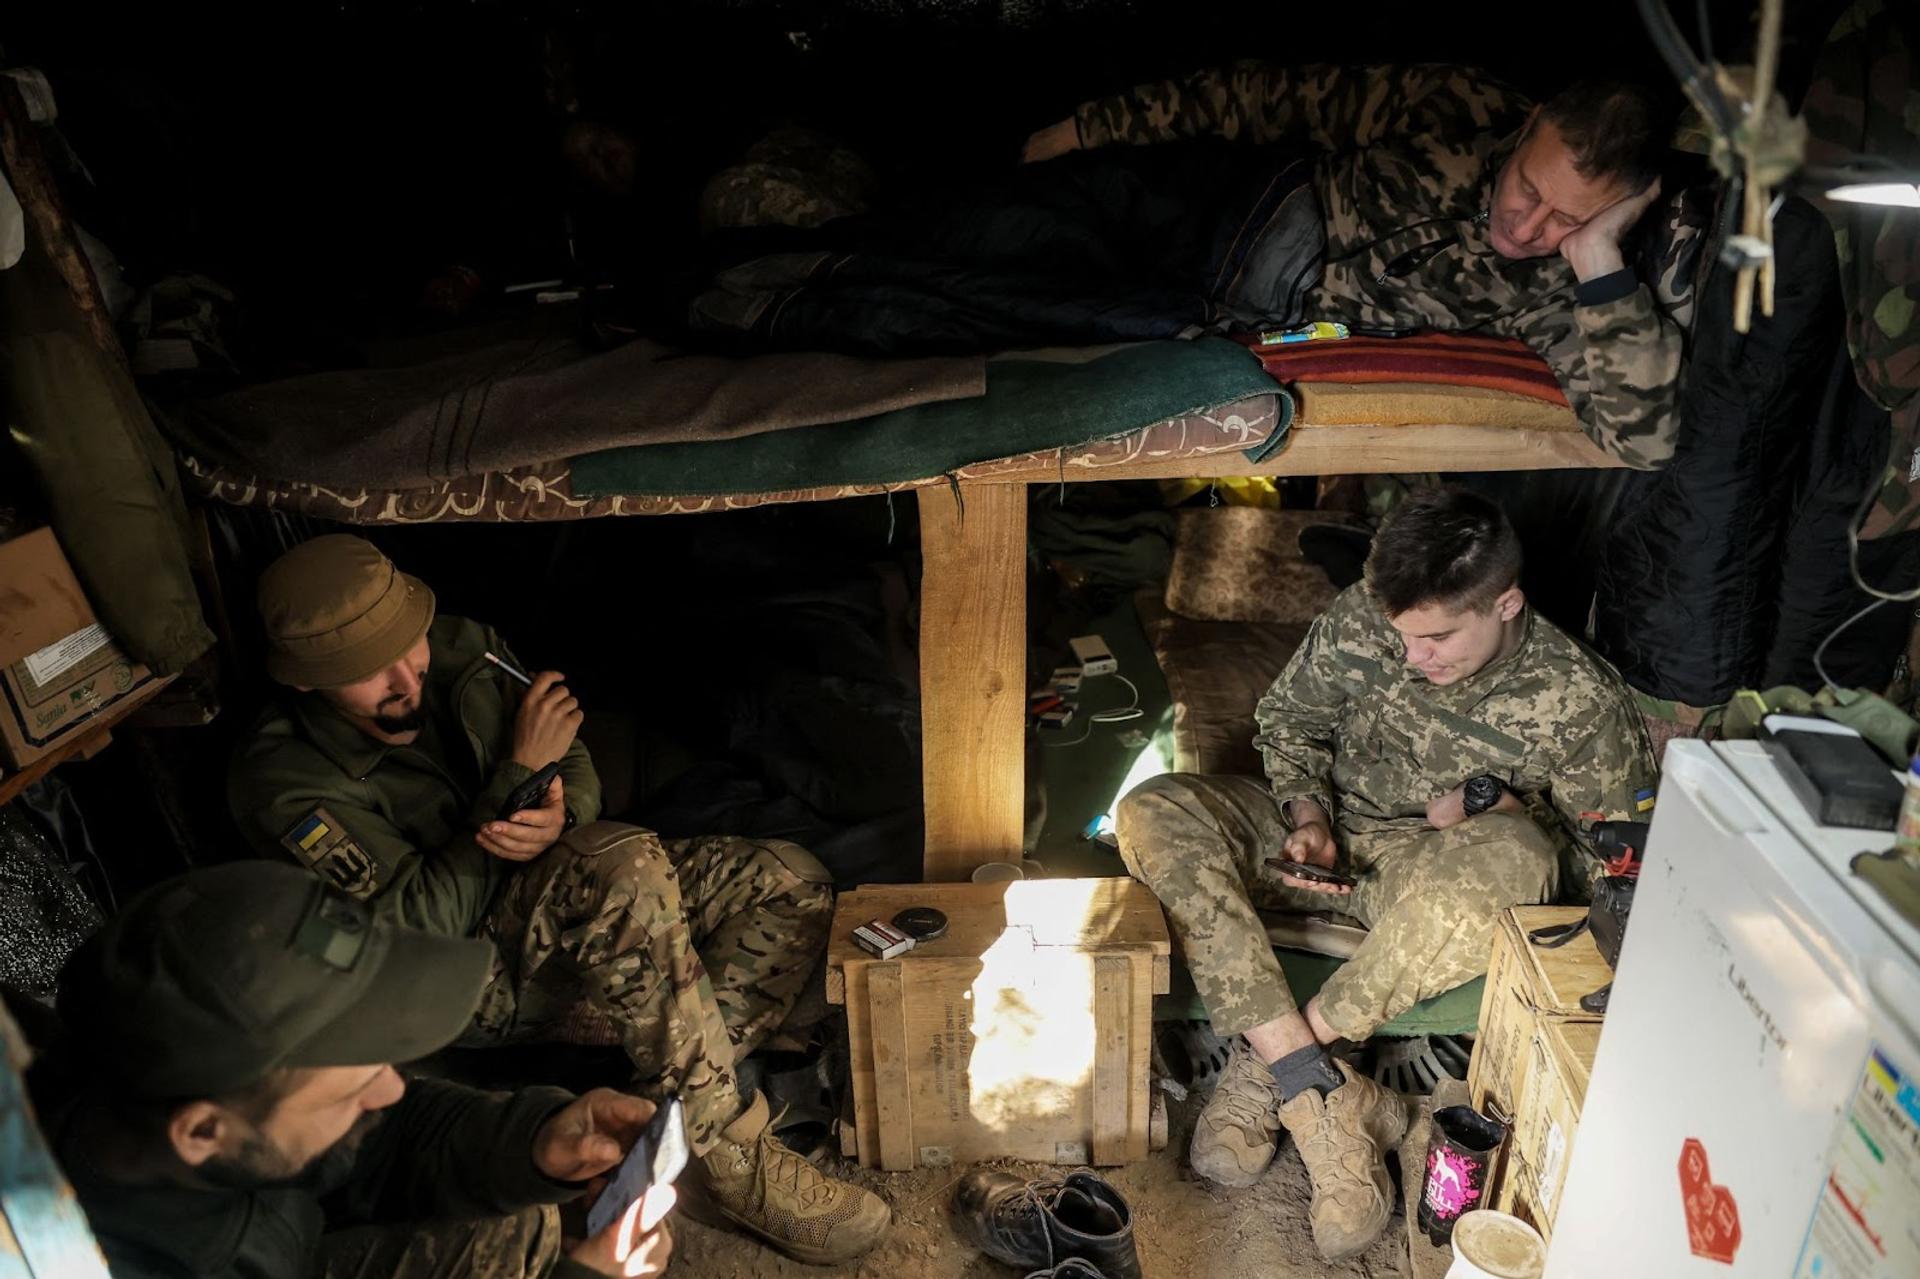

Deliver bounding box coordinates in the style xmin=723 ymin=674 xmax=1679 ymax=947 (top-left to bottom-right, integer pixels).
xmin=1025 ymin=64 xmax=1695 ymax=470
xmin=227 ymin=535 xmax=889 ymax=1266
xmin=1115 ymin=487 xmax=1657 ymax=1261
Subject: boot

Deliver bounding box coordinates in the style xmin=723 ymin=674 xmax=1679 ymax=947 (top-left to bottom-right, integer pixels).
xmin=953 ymin=1169 xmax=1141 ymax=1279
xmin=1188 ymin=1037 xmax=1283 ymax=1187
xmin=1275 ymin=1059 xmax=1409 ymax=1261
xmin=684 ymin=1093 xmax=890 ymax=1264
xmin=1025 ymin=1260 xmax=1113 ymax=1279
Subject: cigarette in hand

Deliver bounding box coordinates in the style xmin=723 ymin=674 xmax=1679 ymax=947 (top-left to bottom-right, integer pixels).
xmin=483 ymin=650 xmax=534 ymax=687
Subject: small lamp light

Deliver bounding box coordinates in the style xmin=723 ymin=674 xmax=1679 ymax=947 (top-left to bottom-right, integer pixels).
xmin=1823 ymin=182 xmax=1920 ymax=209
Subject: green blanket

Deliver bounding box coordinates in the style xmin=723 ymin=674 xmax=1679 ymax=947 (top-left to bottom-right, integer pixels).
xmin=570 ymin=338 xmax=1284 ymax=497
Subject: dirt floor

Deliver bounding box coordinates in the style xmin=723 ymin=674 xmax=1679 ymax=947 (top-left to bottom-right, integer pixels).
xmin=672 ymin=1087 xmax=1410 ymax=1278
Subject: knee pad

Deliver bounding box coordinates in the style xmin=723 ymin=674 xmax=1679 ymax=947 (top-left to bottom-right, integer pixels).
xmin=762 ymin=839 xmax=835 ymax=887
xmin=565 ymin=821 xmax=678 ymax=887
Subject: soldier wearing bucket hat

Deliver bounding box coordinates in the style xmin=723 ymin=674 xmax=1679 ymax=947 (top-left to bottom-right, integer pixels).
xmin=227 ymin=534 xmax=888 ymax=1265
xmin=31 ymin=862 xmax=674 ymax=1279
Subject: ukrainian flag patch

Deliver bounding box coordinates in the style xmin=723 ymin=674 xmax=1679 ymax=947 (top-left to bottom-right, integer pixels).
xmin=1634 ymin=787 xmax=1656 ymax=813
xmin=280 ymin=804 xmax=378 ymax=897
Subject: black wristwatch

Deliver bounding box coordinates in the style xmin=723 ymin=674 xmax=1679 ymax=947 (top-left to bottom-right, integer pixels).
xmin=1462 ymin=774 xmax=1506 ymax=817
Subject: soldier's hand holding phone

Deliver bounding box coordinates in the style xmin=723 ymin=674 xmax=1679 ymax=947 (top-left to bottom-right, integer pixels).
xmin=1272 ymin=798 xmax=1353 ymax=896
xmin=539 ymin=1090 xmax=679 ymax=1278
xmin=570 ymin=1185 xmax=674 ymax=1278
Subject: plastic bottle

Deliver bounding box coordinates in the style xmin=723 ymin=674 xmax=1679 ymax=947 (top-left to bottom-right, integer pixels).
xmin=1895 ymin=754 xmax=1920 ymax=858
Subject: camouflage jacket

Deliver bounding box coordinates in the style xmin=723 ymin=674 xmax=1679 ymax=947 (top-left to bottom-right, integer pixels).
xmin=1074 ymin=62 xmax=1701 ymax=469
xmin=228 ymin=616 xmax=603 ymax=938
xmin=1252 ymin=585 xmax=1659 ymax=845
xmin=1803 ymin=0 xmax=1920 ymax=538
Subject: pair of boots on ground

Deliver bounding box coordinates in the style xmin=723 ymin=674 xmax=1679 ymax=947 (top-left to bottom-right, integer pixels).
xmin=949 ymin=1039 xmax=1406 ymax=1272
xmin=1195 ymin=1039 xmax=1409 ymax=1260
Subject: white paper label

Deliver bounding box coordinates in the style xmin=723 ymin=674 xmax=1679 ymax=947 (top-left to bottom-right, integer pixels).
xmin=22 ymin=623 xmax=111 ymax=685
xmin=1538 ymin=1120 xmax=1568 ymax=1214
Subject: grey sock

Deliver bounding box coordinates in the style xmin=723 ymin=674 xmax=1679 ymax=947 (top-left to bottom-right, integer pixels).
xmin=1268 ymin=1043 xmax=1345 ymax=1101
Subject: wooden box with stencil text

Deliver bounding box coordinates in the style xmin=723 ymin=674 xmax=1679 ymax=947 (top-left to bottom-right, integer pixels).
xmin=0 ymin=528 xmax=166 ymax=770
xmin=826 ymin=879 xmax=1170 ymax=1170
xmin=1467 ymin=907 xmax=1611 ymax=1238
xmin=1498 ymin=1018 xmax=1600 ymax=1243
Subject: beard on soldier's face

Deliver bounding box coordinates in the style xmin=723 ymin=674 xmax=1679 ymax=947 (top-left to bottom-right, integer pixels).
xmin=370 ymin=696 xmax=425 ymax=736
xmin=195 ymin=1110 xmax=385 ymax=1191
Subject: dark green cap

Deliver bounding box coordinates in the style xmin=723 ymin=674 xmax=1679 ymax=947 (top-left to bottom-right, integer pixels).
xmin=58 ymin=862 xmax=493 ymax=1098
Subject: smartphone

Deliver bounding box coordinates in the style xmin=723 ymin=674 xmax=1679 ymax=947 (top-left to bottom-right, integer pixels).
xmin=497 ymin=761 xmax=561 ymax=821
xmin=1264 ymin=856 xmax=1357 ymax=888
xmin=585 ymin=1098 xmax=689 ymax=1238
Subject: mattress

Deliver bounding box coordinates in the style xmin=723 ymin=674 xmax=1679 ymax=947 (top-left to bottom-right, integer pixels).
xmin=178 ymin=394 xmax=1285 ymax=525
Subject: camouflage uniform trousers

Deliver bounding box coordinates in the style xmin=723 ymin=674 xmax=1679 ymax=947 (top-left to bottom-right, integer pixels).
xmin=1116 ymin=773 xmax=1559 ymax=1041
xmin=317 ymin=1204 xmax=561 ymax=1279
xmin=463 ymin=821 xmax=834 ymax=1151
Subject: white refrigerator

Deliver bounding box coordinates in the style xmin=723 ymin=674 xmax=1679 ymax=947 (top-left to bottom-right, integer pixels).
xmin=1546 ymin=738 xmax=1920 ymax=1278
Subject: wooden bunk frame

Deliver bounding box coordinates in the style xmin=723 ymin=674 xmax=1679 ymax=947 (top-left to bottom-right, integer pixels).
xmin=913 ymin=415 xmax=1618 ymax=881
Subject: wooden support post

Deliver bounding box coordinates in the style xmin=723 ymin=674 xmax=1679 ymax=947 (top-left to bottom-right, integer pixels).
xmin=916 ymin=482 xmax=1027 ymax=881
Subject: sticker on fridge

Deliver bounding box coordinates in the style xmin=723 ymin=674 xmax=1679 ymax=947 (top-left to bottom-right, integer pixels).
xmin=1794 ymin=1044 xmax=1920 ymax=1278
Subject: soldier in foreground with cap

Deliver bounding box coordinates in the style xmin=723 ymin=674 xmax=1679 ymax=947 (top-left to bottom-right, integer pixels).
xmin=1115 ymin=487 xmax=1657 ymax=1261
xmin=31 ymin=861 xmax=675 ymax=1279
xmin=226 ymin=534 xmax=888 ymax=1265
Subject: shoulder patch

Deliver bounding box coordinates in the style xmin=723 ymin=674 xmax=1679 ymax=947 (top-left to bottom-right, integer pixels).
xmin=282 ymin=805 xmax=379 ymax=898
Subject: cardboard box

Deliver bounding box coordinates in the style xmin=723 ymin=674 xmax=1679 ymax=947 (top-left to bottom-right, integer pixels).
xmin=826 ymin=878 xmax=1170 ymax=1170
xmin=1496 ymin=1020 xmax=1601 ymax=1243
xmin=0 ymin=528 xmax=164 ymax=770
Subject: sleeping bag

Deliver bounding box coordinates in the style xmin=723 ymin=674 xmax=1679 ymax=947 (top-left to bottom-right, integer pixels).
xmin=1591 ymin=197 xmax=1842 ymax=706
xmin=690 ymin=140 xmax=1324 ymax=354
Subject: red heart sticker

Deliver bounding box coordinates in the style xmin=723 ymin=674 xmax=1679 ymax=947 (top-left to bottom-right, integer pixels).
xmin=1677 ymin=1138 xmax=1742 ymax=1264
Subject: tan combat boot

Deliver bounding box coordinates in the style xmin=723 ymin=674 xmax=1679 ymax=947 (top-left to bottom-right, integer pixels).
xmin=685 ymin=1093 xmax=891 ymax=1264
xmin=1189 ymin=1038 xmax=1284 ymax=1187
xmin=1275 ymin=1060 xmax=1409 ymax=1261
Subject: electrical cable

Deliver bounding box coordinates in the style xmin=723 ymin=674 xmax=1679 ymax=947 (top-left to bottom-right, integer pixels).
xmin=1090 ymin=674 xmax=1143 ymax=724
xmin=1806 ymin=440 xmax=1920 ymax=694
xmin=1813 ymin=597 xmax=1894 ymax=695
xmin=1636 ymin=0 xmax=1738 ymax=143
xmin=1040 ymin=673 xmax=1145 ymax=746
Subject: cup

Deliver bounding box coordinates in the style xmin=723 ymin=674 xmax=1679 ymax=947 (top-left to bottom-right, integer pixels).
xmin=1418 ymin=1104 xmax=1509 ymax=1245
xmin=970 ymin=861 xmax=1026 ymax=884
xmin=1443 ymin=1210 xmax=1546 ymax=1279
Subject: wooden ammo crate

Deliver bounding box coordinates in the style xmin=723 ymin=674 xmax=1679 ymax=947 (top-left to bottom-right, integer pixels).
xmin=825 ymin=878 xmax=1170 ymax=1171
xmin=1466 ymin=906 xmax=1611 ymax=1231
xmin=1467 ymin=906 xmax=1610 ymax=1124
xmin=1498 ymin=1019 xmax=1601 ymax=1243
